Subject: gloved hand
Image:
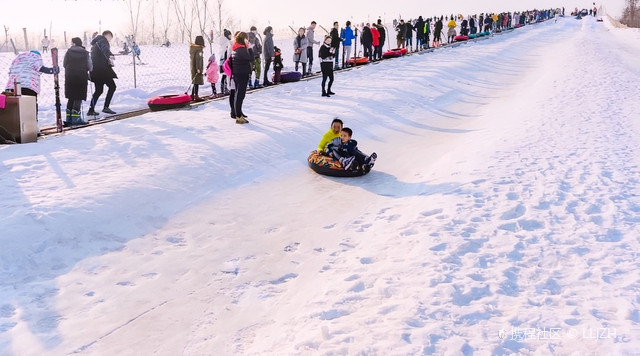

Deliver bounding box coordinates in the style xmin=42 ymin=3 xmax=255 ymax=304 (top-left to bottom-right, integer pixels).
xmin=52 ymin=66 xmax=60 ymax=74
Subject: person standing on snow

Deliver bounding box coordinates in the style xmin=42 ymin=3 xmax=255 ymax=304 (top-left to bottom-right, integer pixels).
xmin=4 ymin=50 xmax=59 ymax=118
xmin=63 ymin=37 xmax=92 ymax=126
xmin=88 ymin=30 xmax=117 ymax=115
xmin=293 ymin=27 xmax=309 ymax=76
xmin=41 ymin=36 xmax=50 ymax=53
xmin=370 ymin=24 xmax=380 ymax=60
xmin=219 ymin=29 xmax=233 ymax=94
xmin=247 ymin=26 xmax=263 ymax=88
xmin=189 ymin=35 xmax=205 ymax=102
xmin=205 ymin=52 xmax=219 ymax=96
xmin=340 ymin=21 xmax=356 ymax=68
xmin=447 ymin=16 xmax=457 ymax=43
xmin=360 ymin=23 xmax=373 ymax=61
xmin=306 ymin=21 xmax=320 ymax=75
xmin=330 ymin=21 xmax=341 ymax=70
xmin=318 ymin=35 xmax=336 ymax=97
xmin=376 ymin=19 xmax=386 ymax=56
xmin=433 ymin=17 xmax=443 ymax=47
xmin=230 ymin=31 xmax=254 ymax=124
xmin=395 ymin=19 xmax=406 ymax=48
xmin=262 ymin=26 xmax=275 ymax=86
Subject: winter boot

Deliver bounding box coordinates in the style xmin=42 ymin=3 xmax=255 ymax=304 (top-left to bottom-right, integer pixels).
xmin=322 ymin=89 xmax=330 ymax=97
xmin=64 ymin=109 xmax=73 ymax=127
xmin=102 ymin=107 xmax=116 ymax=115
xmin=365 ymin=152 xmax=377 ymax=166
xmin=71 ymin=110 xmax=87 ymax=125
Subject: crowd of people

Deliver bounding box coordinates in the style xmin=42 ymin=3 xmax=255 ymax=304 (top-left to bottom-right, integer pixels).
xmin=4 ymin=30 xmax=118 ymax=127
xmin=2 ymin=7 xmax=559 ymax=129
xmin=212 ymin=8 xmax=557 ymax=123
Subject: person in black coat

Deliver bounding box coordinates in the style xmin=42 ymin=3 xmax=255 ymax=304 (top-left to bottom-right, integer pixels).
xmin=63 ymin=37 xmax=92 ymax=126
xmin=230 ymin=31 xmax=254 ymax=124
xmin=88 ymin=30 xmax=117 ymax=115
xmin=360 ymin=24 xmax=372 ymax=60
xmin=395 ymin=20 xmax=406 ymax=48
xmin=415 ymin=16 xmax=425 ymax=50
xmin=433 ymin=17 xmax=444 ymax=46
xmin=318 ymin=35 xmax=335 ymax=97
xmin=330 ymin=21 xmax=341 ymax=70
xmin=376 ymin=19 xmax=386 ymax=50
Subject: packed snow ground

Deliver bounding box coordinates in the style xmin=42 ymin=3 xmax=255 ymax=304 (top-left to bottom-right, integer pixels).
xmin=1 ymin=16 xmax=640 ymax=355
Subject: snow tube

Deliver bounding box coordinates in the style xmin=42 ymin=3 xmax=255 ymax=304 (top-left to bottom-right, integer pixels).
xmin=382 ymin=48 xmax=409 ymax=58
xmin=347 ymin=57 xmax=370 ymax=66
xmin=468 ymin=34 xmax=477 ymax=39
xmin=382 ymin=49 xmax=403 ymax=58
xmin=307 ymin=151 xmax=372 ymax=177
xmin=454 ymin=35 xmax=469 ymax=41
xmin=514 ymin=24 xmax=524 ymax=28
xmin=147 ymin=93 xmax=191 ymax=111
xmin=279 ymin=71 xmax=303 ymax=83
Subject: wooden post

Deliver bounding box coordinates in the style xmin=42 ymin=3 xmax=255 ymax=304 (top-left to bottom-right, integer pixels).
xmin=23 ymin=27 xmax=28 ymax=51
xmin=64 ymin=31 xmax=67 ymax=48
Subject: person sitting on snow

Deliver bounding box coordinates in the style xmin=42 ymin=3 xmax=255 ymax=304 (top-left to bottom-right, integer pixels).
xmin=316 ymin=117 xmax=343 ymax=153
xmin=326 ymin=127 xmax=377 ymax=171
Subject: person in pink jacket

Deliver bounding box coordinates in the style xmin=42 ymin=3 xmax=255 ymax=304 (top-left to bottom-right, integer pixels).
xmin=4 ymin=50 xmax=59 ymax=118
xmin=205 ymin=53 xmax=220 ymax=96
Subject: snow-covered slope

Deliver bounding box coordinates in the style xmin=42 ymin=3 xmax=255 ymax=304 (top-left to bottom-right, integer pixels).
xmin=1 ymin=16 xmax=639 ymax=355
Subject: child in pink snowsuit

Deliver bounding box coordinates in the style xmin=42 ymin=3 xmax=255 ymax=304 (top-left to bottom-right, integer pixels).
xmin=205 ymin=53 xmax=220 ymax=96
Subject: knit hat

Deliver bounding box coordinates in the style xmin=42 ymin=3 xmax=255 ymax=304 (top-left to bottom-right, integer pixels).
xmin=30 ymin=50 xmax=41 ymax=56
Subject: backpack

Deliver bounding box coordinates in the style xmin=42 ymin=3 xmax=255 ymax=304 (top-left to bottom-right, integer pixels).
xmin=222 ymin=57 xmax=232 ymax=76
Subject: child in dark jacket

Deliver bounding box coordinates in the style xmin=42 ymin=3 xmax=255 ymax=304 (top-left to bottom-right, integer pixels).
xmin=326 ymin=127 xmax=377 ymax=171
xmin=273 ymin=46 xmax=283 ymax=83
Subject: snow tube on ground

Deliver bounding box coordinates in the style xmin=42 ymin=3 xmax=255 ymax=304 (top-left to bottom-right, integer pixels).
xmin=454 ymin=35 xmax=469 ymax=41
xmin=147 ymin=93 xmax=191 ymax=111
xmin=307 ymin=151 xmax=372 ymax=177
xmin=382 ymin=49 xmax=403 ymax=58
xmin=514 ymin=24 xmax=524 ymax=28
xmin=279 ymin=71 xmax=303 ymax=83
xmin=347 ymin=57 xmax=370 ymax=65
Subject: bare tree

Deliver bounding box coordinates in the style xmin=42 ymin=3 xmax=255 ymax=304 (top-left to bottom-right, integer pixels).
xmin=621 ymin=0 xmax=639 ymax=27
xmin=126 ymin=0 xmax=143 ymax=40
xmin=158 ymin=0 xmax=173 ymax=44
xmin=215 ymin=0 xmax=238 ymax=37
xmin=172 ymin=0 xmax=195 ymax=43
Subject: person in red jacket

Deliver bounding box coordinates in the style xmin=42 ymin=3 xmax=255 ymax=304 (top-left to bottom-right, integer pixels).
xmin=370 ymin=24 xmax=381 ymax=61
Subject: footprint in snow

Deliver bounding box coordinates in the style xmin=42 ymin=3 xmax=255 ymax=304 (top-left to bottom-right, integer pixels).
xmin=270 ymin=273 xmax=298 ymax=285
xmin=116 ymin=281 xmax=135 ymax=287
xmin=284 ymin=242 xmax=300 ymax=252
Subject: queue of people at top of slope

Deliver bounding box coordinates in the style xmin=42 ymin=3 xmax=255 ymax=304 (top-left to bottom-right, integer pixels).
xmin=2 ymin=8 xmax=558 ymax=130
